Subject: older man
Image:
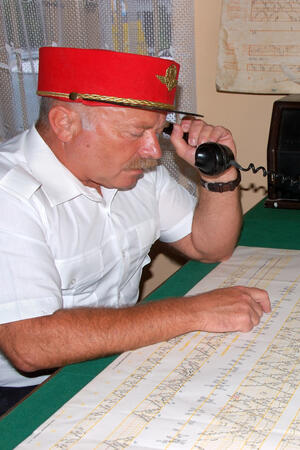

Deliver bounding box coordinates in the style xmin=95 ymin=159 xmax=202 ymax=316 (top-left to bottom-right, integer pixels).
xmin=0 ymin=47 xmax=270 ymax=415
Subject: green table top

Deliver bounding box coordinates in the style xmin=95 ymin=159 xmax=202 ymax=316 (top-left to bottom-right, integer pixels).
xmin=1 ymin=199 xmax=300 ymax=448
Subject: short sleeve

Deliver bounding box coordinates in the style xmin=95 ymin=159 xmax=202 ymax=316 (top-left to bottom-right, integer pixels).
xmin=0 ymin=189 xmax=62 ymax=325
xmin=155 ymin=166 xmax=197 ymax=243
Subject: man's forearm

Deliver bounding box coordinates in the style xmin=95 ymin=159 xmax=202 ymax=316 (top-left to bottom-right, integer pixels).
xmin=0 ymin=284 xmax=271 ymax=374
xmin=191 ymin=167 xmax=243 ymax=262
xmin=169 ymin=119 xmax=243 ymax=263
xmin=0 ymin=298 xmax=197 ymax=372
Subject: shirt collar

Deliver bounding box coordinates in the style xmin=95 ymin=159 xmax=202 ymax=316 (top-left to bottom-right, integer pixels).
xmin=25 ymin=126 xmax=117 ymax=206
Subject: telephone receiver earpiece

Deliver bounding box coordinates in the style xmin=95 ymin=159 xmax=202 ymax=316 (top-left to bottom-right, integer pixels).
xmin=162 ymin=122 xmax=235 ymax=175
xmin=193 ymin=142 xmax=234 ymax=175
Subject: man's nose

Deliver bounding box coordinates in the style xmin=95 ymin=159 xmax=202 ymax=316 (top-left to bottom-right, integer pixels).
xmin=138 ymin=131 xmax=162 ymax=159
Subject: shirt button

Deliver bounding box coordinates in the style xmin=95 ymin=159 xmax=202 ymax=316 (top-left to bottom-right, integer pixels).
xmin=70 ymin=278 xmax=76 ymax=286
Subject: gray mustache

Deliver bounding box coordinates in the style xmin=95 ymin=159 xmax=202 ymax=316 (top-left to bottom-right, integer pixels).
xmin=126 ymin=159 xmax=159 ymax=170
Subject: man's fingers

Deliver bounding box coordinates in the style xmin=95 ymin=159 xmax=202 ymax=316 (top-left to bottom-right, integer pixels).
xmin=179 ymin=118 xmax=235 ymax=148
xmin=233 ymin=286 xmax=271 ymax=332
xmin=192 ymin=285 xmax=271 ymax=334
xmin=239 ymin=286 xmax=272 ymax=313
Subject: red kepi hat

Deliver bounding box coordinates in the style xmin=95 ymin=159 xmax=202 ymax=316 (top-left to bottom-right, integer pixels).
xmin=37 ymin=47 xmax=202 ymax=117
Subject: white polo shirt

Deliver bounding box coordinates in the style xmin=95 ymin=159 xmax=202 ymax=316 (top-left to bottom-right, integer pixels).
xmin=0 ymin=126 xmax=196 ymax=387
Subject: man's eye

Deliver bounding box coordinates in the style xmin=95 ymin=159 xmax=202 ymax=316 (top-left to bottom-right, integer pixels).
xmin=130 ymin=132 xmax=143 ymax=138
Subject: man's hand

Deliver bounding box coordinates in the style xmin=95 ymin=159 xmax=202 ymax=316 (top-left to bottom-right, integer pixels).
xmin=169 ymin=118 xmax=237 ymax=169
xmin=189 ymin=286 xmax=271 ymax=333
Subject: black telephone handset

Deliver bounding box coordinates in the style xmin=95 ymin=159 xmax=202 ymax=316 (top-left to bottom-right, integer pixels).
xmin=163 ymin=122 xmax=235 ymax=175
xmin=163 ymin=122 xmax=300 ymax=185
xmin=193 ymin=142 xmax=234 ymax=175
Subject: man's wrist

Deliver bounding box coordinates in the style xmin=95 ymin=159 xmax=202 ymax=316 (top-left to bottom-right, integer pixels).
xmin=199 ymin=170 xmax=241 ymax=193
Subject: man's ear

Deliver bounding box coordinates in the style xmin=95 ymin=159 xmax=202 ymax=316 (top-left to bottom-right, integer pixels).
xmin=48 ymin=105 xmax=81 ymax=142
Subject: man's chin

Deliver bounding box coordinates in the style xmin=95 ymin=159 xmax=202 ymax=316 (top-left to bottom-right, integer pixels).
xmin=118 ymin=172 xmax=144 ymax=191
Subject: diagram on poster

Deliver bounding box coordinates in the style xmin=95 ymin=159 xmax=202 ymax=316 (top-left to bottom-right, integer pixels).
xmin=217 ymin=0 xmax=300 ymax=93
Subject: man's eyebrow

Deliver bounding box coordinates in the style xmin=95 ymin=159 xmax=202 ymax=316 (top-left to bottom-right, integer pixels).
xmin=127 ymin=120 xmax=169 ymax=133
xmin=127 ymin=122 xmax=148 ymax=130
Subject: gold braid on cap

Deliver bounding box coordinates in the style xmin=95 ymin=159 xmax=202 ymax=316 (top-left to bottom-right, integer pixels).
xmin=37 ymin=90 xmax=175 ymax=111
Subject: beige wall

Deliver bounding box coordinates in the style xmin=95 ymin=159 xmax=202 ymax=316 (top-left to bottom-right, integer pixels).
xmin=141 ymin=0 xmax=283 ymax=299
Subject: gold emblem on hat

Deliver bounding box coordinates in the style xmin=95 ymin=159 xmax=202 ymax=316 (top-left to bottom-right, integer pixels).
xmin=156 ymin=64 xmax=178 ymax=91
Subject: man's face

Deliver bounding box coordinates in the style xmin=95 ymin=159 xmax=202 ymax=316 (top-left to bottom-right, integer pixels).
xmin=68 ymin=106 xmax=167 ymax=191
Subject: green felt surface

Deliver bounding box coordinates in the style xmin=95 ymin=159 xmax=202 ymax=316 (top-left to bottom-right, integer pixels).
xmin=1 ymin=200 xmax=300 ymax=448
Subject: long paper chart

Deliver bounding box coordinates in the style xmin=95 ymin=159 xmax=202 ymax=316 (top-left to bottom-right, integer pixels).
xmin=18 ymin=246 xmax=300 ymax=449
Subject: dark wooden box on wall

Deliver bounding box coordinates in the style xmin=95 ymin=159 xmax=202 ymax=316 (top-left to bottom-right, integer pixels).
xmin=265 ymin=94 xmax=300 ymax=209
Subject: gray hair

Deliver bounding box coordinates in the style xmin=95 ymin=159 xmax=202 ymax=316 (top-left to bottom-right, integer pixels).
xmin=37 ymin=96 xmax=57 ymax=125
xmin=36 ymin=96 xmax=93 ymax=131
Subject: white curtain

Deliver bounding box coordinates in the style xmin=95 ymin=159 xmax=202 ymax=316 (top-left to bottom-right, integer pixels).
xmin=0 ymin=0 xmax=197 ymax=192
